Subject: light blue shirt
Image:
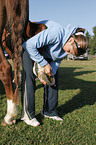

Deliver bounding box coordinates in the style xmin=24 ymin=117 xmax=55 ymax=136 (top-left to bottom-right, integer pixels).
xmin=22 ymin=20 xmax=77 ymax=75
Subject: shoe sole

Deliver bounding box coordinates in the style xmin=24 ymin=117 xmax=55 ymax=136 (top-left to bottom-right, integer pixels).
xmin=21 ymin=118 xmax=40 ymax=127
xmin=43 ymin=115 xmax=63 ymax=121
xmin=24 ymin=120 xmax=40 ymax=127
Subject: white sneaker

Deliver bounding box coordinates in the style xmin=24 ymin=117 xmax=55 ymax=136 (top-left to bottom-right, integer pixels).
xmin=21 ymin=112 xmax=40 ymax=127
xmin=21 ymin=111 xmax=29 ymax=121
xmin=24 ymin=118 xmax=40 ymax=127
xmin=44 ymin=115 xmax=63 ymax=121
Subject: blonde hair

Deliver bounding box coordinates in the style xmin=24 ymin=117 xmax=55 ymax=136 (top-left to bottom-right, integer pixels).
xmin=72 ymin=33 xmax=88 ymax=56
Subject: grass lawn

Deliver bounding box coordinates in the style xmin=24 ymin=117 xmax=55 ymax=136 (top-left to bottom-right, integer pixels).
xmin=0 ymin=59 xmax=96 ymax=145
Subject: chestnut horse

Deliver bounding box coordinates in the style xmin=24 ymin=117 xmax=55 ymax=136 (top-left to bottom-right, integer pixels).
xmin=0 ymin=0 xmax=29 ymax=125
xmin=1 ymin=19 xmax=46 ymax=125
xmin=2 ymin=21 xmax=47 ymax=59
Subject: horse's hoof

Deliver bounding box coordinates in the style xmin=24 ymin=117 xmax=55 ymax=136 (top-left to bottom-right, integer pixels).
xmin=1 ymin=119 xmax=8 ymax=126
xmin=1 ymin=118 xmax=16 ymax=126
xmin=12 ymin=119 xmax=16 ymax=124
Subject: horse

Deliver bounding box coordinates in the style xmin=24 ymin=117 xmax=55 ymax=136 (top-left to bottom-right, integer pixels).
xmin=0 ymin=0 xmax=29 ymax=125
xmin=1 ymin=18 xmax=47 ymax=125
xmin=2 ymin=21 xmax=47 ymax=59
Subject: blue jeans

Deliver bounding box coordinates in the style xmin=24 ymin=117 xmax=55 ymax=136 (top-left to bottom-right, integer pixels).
xmin=21 ymin=50 xmax=58 ymax=119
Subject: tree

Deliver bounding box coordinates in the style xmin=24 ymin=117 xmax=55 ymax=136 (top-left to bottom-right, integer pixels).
xmin=86 ymin=31 xmax=91 ymax=53
xmin=90 ymin=26 xmax=96 ymax=55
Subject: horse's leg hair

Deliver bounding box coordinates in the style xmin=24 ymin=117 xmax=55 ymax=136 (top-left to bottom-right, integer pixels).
xmin=0 ymin=48 xmax=18 ymax=125
xmin=0 ymin=0 xmax=18 ymax=125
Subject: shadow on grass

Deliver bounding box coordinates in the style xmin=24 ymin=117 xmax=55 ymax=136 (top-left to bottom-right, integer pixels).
xmin=0 ymin=67 xmax=96 ymax=120
xmin=57 ymin=67 xmax=96 ymax=117
xmin=0 ymin=80 xmax=5 ymax=95
xmin=0 ymin=80 xmax=6 ymax=102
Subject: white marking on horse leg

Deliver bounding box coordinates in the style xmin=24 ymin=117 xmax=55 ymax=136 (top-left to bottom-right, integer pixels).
xmin=4 ymin=99 xmax=18 ymax=125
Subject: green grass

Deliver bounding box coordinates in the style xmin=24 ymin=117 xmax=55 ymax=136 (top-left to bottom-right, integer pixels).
xmin=0 ymin=59 xmax=96 ymax=145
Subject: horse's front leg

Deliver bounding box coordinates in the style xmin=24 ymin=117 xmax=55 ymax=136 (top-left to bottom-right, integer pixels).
xmin=0 ymin=48 xmax=18 ymax=125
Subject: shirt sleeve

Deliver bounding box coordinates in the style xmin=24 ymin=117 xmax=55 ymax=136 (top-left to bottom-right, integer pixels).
xmin=22 ymin=27 xmax=60 ymax=66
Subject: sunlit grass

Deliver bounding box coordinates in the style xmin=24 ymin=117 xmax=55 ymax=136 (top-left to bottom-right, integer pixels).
xmin=0 ymin=59 xmax=96 ymax=144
